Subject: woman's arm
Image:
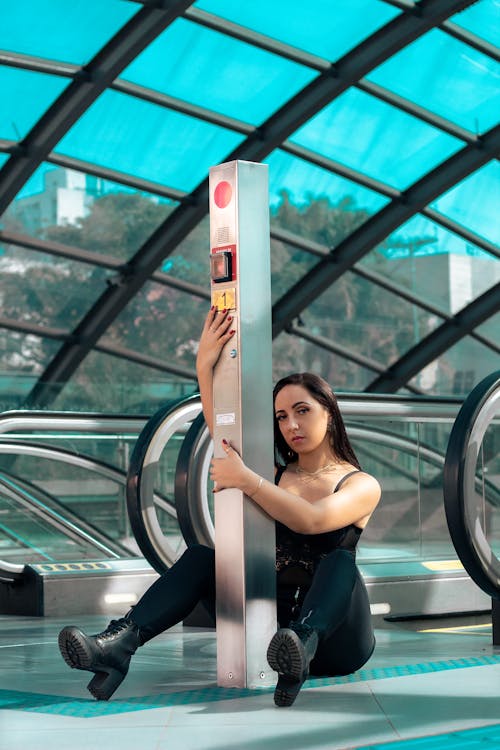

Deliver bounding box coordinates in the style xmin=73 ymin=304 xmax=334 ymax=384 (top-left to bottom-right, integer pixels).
xmin=196 ymin=308 xmax=234 ymax=437
xmin=210 ymin=441 xmax=380 ymax=533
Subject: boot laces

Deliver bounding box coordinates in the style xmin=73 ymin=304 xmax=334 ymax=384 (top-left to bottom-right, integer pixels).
xmin=98 ymin=617 xmax=132 ymax=639
xmin=290 ymin=621 xmax=314 ymax=641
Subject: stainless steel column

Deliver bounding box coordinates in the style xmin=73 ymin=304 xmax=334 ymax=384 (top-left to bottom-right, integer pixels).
xmin=209 ymin=160 xmax=276 ymax=688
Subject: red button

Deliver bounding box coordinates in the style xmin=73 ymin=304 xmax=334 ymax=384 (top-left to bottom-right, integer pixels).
xmin=214 ymin=180 xmax=232 ymax=208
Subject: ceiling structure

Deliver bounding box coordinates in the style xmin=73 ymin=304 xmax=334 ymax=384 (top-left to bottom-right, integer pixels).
xmin=0 ymin=0 xmax=498 ymax=409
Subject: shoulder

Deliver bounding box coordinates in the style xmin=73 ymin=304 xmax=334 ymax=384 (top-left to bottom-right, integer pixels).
xmin=274 ymin=463 xmax=296 ymax=478
xmin=342 ymin=471 xmax=381 ymax=501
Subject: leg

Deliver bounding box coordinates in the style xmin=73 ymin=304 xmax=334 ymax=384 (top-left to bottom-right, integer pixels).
xmin=308 ymin=563 xmax=375 ymax=676
xmin=268 ymin=550 xmax=374 ymax=706
xmin=58 ymin=545 xmax=215 ymax=700
xmin=131 ymin=544 xmax=215 ymax=640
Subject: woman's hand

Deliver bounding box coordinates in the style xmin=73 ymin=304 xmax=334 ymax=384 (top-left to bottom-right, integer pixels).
xmin=196 ymin=307 xmax=235 ymax=375
xmin=210 ymin=440 xmax=255 ymax=493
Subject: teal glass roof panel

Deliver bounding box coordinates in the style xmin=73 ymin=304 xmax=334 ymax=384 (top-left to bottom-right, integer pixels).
xmin=5 ymin=164 xmax=178 ymax=260
xmin=266 ymin=149 xmax=389 ymax=219
xmin=55 ymin=90 xmax=244 ymax=192
xmin=451 ymin=0 xmax=500 ymax=47
xmin=8 ymin=164 xmax=56 ymax=202
xmin=429 ymin=162 xmax=500 ymax=246
xmin=0 ymin=66 xmax=68 ymax=140
xmin=0 ymin=330 xmax=61 ymax=376
xmin=61 ymin=350 xmax=194 ymax=413
xmin=409 ymin=336 xmax=500 ymax=396
xmin=360 ymin=213 xmax=499 ymax=314
xmin=304 ymin=270 xmax=443 ymax=366
xmin=270 ymin=241 xmax=317 ymax=303
xmin=272 ymin=332 xmax=374 ymax=391
xmin=0 ymin=241 xmax=111 ymax=329
xmin=367 ymin=29 xmax=500 ymax=133
xmin=3 ymin=164 xmax=178 ymax=260
xmin=0 ymin=154 xmax=8 ymax=168
xmin=123 ymin=18 xmax=317 ymax=126
xmin=163 ymin=216 xmax=210 ymax=287
xmin=1 ymin=0 xmax=137 ymax=65
xmin=290 ymin=88 xmax=463 ymax=190
xmin=107 ymin=281 xmax=207 ymax=367
xmin=194 ymin=0 xmax=399 ymax=61
xmin=476 ymin=312 xmax=500 ymax=344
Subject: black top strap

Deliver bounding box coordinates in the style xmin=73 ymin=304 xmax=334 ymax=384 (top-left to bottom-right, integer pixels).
xmin=333 ymin=470 xmax=363 ymax=493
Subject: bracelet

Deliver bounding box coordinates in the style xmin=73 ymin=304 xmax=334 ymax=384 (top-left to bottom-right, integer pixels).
xmin=248 ymin=476 xmax=264 ymax=498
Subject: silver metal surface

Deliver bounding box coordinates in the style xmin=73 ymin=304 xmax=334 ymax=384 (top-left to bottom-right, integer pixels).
xmin=363 ymin=571 xmax=491 ymax=617
xmin=210 ymin=161 xmax=276 ymax=688
xmin=0 ymin=412 xmax=146 ymax=435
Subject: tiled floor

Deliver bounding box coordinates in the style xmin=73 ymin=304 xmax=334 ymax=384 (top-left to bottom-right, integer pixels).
xmin=0 ymin=613 xmax=499 ymax=750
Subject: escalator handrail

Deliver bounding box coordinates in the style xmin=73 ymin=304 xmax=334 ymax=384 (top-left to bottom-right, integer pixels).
xmin=126 ymin=394 xmax=202 ymax=572
xmin=0 ymin=410 xmax=148 ymax=435
xmin=0 ymin=439 xmax=177 ymax=520
xmin=0 ymin=558 xmax=25 ymax=583
xmin=444 ymin=370 xmax=500 ymax=599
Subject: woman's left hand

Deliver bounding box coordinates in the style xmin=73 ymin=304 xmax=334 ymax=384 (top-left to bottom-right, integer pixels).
xmin=210 ymin=440 xmax=250 ymax=492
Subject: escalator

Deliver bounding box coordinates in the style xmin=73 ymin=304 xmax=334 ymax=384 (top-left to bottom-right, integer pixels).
xmin=0 ymin=409 xmax=183 ymax=616
xmin=1 ymin=375 xmax=498 ymax=621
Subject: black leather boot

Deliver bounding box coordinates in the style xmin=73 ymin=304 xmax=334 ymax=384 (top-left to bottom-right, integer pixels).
xmin=266 ymin=620 xmax=319 ymax=707
xmin=58 ymin=616 xmax=142 ymax=701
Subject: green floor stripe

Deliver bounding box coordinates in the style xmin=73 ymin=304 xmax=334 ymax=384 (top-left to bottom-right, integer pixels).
xmin=1 ymin=654 xmax=499 ymax=718
xmin=357 ymin=722 xmax=500 ymax=750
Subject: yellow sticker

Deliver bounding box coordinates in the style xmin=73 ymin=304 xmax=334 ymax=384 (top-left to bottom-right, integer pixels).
xmin=212 ymin=287 xmax=236 ymax=311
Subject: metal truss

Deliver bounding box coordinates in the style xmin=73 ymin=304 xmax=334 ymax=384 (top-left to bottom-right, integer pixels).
xmin=0 ymin=0 xmax=194 ymax=216
xmin=0 ymin=0 xmax=497 ymax=402
xmin=20 ymin=0 xmax=475 ymax=407
xmin=271 ymin=123 xmax=500 ymax=338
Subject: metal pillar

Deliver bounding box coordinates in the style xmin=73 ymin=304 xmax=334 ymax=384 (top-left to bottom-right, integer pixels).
xmin=209 ymin=160 xmax=276 ymax=688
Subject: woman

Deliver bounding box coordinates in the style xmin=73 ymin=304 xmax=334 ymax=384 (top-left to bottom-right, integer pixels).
xmin=58 ymin=307 xmax=380 ymax=707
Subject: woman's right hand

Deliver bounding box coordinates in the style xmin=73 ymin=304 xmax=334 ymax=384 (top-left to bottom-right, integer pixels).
xmin=196 ymin=306 xmax=235 ymax=375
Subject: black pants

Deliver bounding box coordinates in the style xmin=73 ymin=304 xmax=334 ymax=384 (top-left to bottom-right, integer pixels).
xmin=131 ymin=544 xmax=375 ymax=677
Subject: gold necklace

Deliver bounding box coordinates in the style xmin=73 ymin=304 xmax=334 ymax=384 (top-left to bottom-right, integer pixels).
xmin=295 ymin=461 xmax=337 ymax=483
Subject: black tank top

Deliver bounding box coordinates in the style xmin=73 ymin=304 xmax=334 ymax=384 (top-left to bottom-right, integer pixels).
xmin=274 ymin=467 xmax=363 ymax=576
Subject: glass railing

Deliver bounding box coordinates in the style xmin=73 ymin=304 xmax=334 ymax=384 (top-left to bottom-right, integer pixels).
xmin=0 ymin=412 xmax=149 ymax=565
xmin=2 ymin=389 xmax=497 ymax=611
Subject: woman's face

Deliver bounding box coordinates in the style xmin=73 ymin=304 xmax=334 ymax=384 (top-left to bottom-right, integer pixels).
xmin=274 ymin=384 xmax=331 ymax=456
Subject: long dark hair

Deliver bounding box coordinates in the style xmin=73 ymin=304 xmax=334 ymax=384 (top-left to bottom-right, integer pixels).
xmin=273 ymin=372 xmax=360 ymax=470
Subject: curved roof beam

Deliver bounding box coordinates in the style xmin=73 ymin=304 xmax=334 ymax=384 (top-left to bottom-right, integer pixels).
xmin=366 ymin=283 xmax=500 ymax=393
xmin=23 ymin=0 xmax=477 ymax=407
xmin=0 ymin=0 xmax=195 ymax=216
xmin=271 ymin=122 xmax=500 ymax=337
